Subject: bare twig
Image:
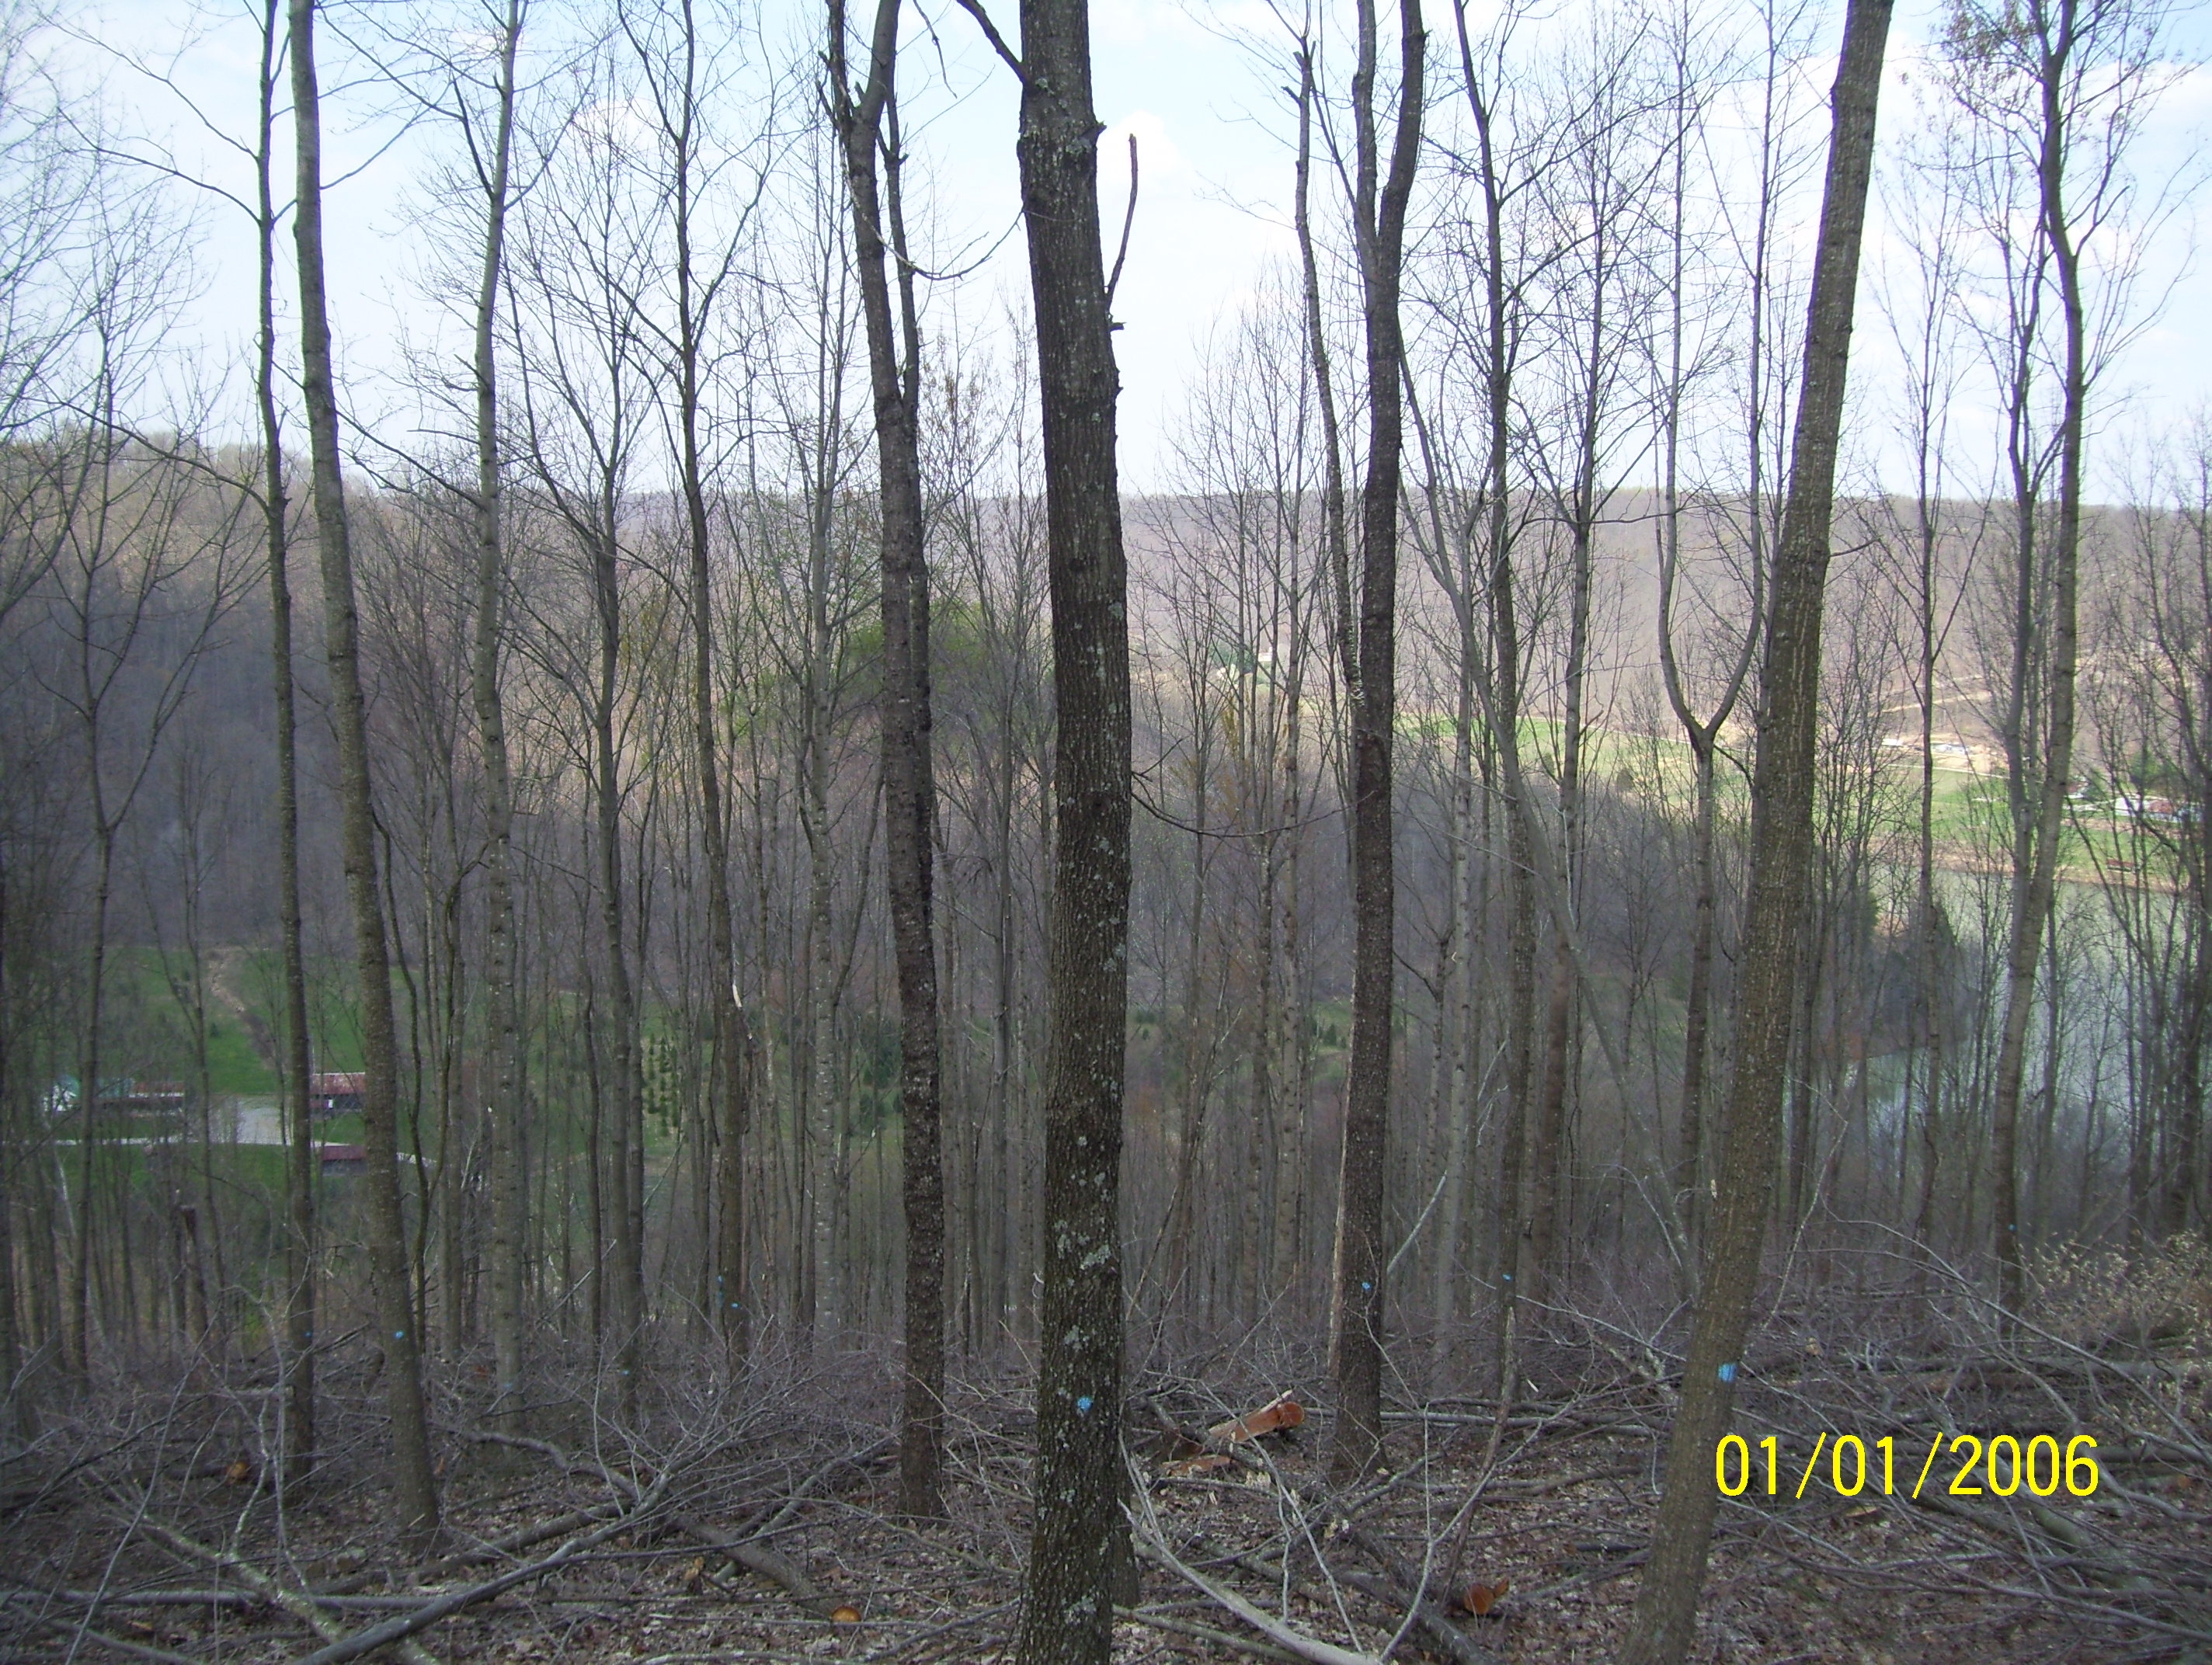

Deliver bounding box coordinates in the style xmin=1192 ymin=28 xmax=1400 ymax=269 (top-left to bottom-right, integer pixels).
xmin=289 ymin=1483 xmax=666 ymax=1665
xmin=25 ymin=1611 xmax=205 ymax=1665
xmin=1131 ymin=1514 xmax=1385 ymax=1665
xmin=1329 ymin=1521 xmax=1503 ymax=1665
xmin=135 ymin=1515 xmax=441 ymax=1665
xmin=673 ymin=1514 xmax=840 ymax=1622
xmin=1118 ymin=1603 xmax=1305 ymax=1661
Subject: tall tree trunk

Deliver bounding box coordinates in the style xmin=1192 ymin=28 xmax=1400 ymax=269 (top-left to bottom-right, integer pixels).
xmin=1991 ymin=0 xmax=2089 ymax=1316
xmin=290 ymin=0 xmax=441 ymax=1554
xmin=249 ymin=0 xmax=317 ymax=1479
xmin=1327 ymin=0 xmax=1424 ymax=1484
xmin=832 ymin=0 xmax=945 ymax=1517
xmin=993 ymin=0 xmax=1133 ymax=1655
xmin=1272 ymin=696 xmax=1311 ymax=1310
xmin=1429 ymin=658 xmax=1476 ymax=1355
xmin=1618 ymin=0 xmax=1891 ymax=1654
xmin=464 ymin=0 xmax=527 ymax=1424
xmin=69 ymin=824 xmax=113 ymax=1378
xmin=1287 ymin=30 xmax=1340 ymax=1329
xmin=1675 ymin=741 xmax=1719 ymax=1254
xmin=0 ymin=1072 xmax=19 ymax=1437
xmin=641 ymin=0 xmax=750 ymax=1377
xmin=0 ymin=850 xmax=23 ymax=1434
xmin=592 ymin=514 xmax=642 ymax=1402
xmin=1527 ymin=517 xmax=1592 ymax=1298
xmin=1456 ymin=3 xmax=1536 ymax=1406
xmin=1654 ymin=32 xmax=1762 ymax=1274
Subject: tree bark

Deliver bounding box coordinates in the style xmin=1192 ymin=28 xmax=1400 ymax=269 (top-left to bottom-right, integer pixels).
xmin=1653 ymin=33 xmax=1762 ymax=1277
xmin=1990 ymin=0 xmax=2090 ymax=1318
xmin=988 ymin=0 xmax=1133 ymax=1656
xmin=255 ymin=0 xmax=315 ymax=1476
xmin=1617 ymin=0 xmax=1891 ymax=1655
xmin=464 ymin=0 xmax=527 ymax=1425
xmin=832 ymin=0 xmax=946 ymax=1517
xmin=290 ymin=0 xmax=441 ymax=1555
xmin=589 ymin=485 xmax=642 ymax=1404
xmin=1455 ymin=4 xmax=1536 ymax=1405
xmin=635 ymin=0 xmax=750 ymax=1377
xmin=1327 ymin=0 xmax=1424 ymax=1485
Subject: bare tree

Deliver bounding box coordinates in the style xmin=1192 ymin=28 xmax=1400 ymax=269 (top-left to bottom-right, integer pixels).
xmin=1619 ymin=0 xmax=1892 ymax=1653
xmin=1873 ymin=92 xmax=1971 ymax=1264
xmin=1651 ymin=0 xmax=1765 ymax=1270
xmin=503 ymin=47 xmax=658 ymax=1389
xmin=954 ymin=0 xmax=1133 ymax=1655
xmin=611 ymin=0 xmax=759 ymax=1375
xmin=291 ymin=0 xmax=441 ymax=1552
xmin=1327 ymin=0 xmax=1424 ymax=1480
xmin=1449 ymin=0 xmax=1545 ymax=1407
xmin=829 ymin=0 xmax=945 ymax=1517
xmin=43 ymin=211 xmax=235 ymax=1376
xmin=425 ymin=0 xmax=533 ymax=1424
xmin=1948 ymin=0 xmax=2174 ymax=1312
xmin=244 ymin=0 xmax=318 ymax=1474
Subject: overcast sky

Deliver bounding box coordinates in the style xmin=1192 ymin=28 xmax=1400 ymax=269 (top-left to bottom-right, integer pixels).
xmin=68 ymin=0 xmax=2212 ymax=494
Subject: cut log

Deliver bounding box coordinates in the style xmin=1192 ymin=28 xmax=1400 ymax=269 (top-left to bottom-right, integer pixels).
xmin=1209 ymin=1395 xmax=1306 ymax=1444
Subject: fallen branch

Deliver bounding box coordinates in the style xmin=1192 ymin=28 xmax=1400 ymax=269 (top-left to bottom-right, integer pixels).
xmin=420 ymin=1502 xmax=625 ymax=1580
xmin=748 ymin=1434 xmax=897 ymax=1535
xmin=1317 ymin=1517 xmax=1503 ymax=1665
xmin=1131 ymin=1517 xmax=1384 ymax=1665
xmin=136 ymin=1516 xmax=440 ymax=1665
xmin=1118 ymin=1603 xmax=1304 ymax=1662
xmin=289 ymin=1483 xmax=665 ymax=1665
xmin=25 ymin=1611 xmax=204 ymax=1665
xmin=455 ymin=1427 xmax=645 ymax=1501
xmin=1918 ymin=1491 xmax=2161 ymax=1595
xmin=8 ymin=1587 xmax=434 ymax=1612
xmin=673 ymin=1512 xmax=839 ymax=1622
xmin=1331 ymin=1566 xmax=1501 ymax=1665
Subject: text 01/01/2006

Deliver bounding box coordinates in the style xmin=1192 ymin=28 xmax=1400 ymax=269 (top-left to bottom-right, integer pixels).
xmin=1715 ymin=1432 xmax=2100 ymax=1500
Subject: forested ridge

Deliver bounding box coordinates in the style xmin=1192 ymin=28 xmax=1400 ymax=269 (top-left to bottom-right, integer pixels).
xmin=2 ymin=0 xmax=2207 ymax=1660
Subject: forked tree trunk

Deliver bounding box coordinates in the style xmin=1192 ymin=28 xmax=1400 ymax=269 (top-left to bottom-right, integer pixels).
xmin=290 ymin=0 xmax=441 ymax=1556
xmin=1654 ymin=34 xmax=1762 ymax=1277
xmin=1327 ymin=0 xmax=1424 ymax=1484
xmin=995 ymin=0 xmax=1133 ymax=1656
xmin=1617 ymin=0 xmax=1890 ymax=1655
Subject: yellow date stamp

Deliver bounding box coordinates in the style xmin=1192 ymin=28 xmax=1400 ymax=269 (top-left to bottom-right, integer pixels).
xmin=1715 ymin=1430 xmax=2100 ymax=1500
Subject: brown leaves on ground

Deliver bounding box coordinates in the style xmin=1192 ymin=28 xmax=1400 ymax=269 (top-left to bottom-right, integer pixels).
xmin=9 ymin=1304 xmax=2207 ymax=1664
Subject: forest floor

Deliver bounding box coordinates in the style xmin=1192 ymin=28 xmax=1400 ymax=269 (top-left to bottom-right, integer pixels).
xmin=6 ymin=1257 xmax=2209 ymax=1665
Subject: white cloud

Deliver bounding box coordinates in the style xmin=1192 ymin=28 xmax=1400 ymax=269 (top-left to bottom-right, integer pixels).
xmin=1104 ymin=109 xmax=1188 ymax=181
